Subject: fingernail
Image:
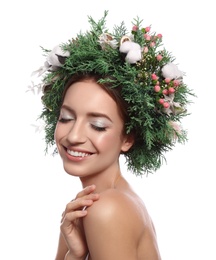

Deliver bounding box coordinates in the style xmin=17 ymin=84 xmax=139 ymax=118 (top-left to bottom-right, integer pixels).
xmin=81 ymin=210 xmax=87 ymax=215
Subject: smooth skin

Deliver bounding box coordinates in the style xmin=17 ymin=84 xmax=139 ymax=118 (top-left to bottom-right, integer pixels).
xmin=55 ymin=79 xmax=161 ymax=260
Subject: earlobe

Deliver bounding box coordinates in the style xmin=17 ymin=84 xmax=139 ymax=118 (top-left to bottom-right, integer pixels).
xmin=121 ymin=135 xmax=134 ymax=152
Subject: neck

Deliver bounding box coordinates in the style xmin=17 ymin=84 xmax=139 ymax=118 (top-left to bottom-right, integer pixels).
xmin=80 ymin=166 xmax=123 ymax=193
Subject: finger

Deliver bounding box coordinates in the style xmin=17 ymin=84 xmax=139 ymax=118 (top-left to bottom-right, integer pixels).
xmin=75 ymin=185 xmax=96 ymax=199
xmin=66 ymin=199 xmax=94 ymax=211
xmin=61 ymin=199 xmax=94 ymax=221
xmin=68 ymin=194 xmax=99 ymax=212
xmin=61 ymin=210 xmax=87 ymax=226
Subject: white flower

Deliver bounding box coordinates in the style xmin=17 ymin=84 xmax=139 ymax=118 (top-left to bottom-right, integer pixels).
xmin=98 ymin=33 xmax=118 ymax=49
xmin=125 ymin=49 xmax=142 ymax=64
xmin=32 ymin=45 xmax=70 ymax=77
xmin=163 ymin=94 xmax=185 ymax=115
xmin=120 ymin=41 xmax=140 ymax=53
xmin=162 ymin=63 xmax=184 ymax=81
xmin=47 ymin=45 xmax=70 ymax=68
xmin=119 ymin=41 xmax=142 ymax=64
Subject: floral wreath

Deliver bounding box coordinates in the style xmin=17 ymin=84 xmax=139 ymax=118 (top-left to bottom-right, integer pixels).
xmin=29 ymin=10 xmax=195 ymax=175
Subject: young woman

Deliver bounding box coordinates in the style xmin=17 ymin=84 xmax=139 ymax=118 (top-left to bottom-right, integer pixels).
xmin=55 ymin=74 xmax=161 ymax=260
xmin=31 ymin=11 xmax=194 ymax=260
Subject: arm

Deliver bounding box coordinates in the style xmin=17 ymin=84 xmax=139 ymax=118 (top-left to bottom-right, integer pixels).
xmin=55 ymin=232 xmax=68 ymax=260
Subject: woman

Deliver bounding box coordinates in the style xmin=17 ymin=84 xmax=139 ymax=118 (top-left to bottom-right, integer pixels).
xmin=55 ymin=74 xmax=161 ymax=260
xmin=31 ymin=11 xmax=194 ymax=260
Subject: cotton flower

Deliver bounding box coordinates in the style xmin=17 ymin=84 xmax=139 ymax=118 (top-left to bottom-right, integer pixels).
xmin=98 ymin=33 xmax=118 ymax=49
xmin=119 ymin=41 xmax=142 ymax=64
xmin=47 ymin=45 xmax=70 ymax=68
xmin=162 ymin=63 xmax=184 ymax=81
xmin=32 ymin=45 xmax=70 ymax=77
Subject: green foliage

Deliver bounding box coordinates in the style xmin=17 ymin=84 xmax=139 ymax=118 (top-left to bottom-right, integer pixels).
xmin=37 ymin=10 xmax=195 ymax=175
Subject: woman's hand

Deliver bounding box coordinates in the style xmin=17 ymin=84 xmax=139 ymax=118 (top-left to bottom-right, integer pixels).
xmin=60 ymin=185 xmax=99 ymax=259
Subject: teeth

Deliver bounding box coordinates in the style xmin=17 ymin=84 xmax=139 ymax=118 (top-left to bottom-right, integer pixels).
xmin=67 ymin=149 xmax=91 ymax=157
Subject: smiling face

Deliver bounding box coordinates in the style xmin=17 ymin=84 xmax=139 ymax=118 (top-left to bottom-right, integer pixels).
xmin=54 ymin=79 xmax=133 ymax=179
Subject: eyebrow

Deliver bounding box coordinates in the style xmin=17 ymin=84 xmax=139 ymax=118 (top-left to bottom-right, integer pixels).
xmin=61 ymin=105 xmax=113 ymax=123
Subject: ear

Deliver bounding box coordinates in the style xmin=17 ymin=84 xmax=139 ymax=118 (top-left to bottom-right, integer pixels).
xmin=121 ymin=134 xmax=134 ymax=152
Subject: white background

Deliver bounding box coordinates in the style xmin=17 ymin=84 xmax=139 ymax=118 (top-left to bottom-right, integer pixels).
xmin=0 ymin=1 xmax=215 ymax=259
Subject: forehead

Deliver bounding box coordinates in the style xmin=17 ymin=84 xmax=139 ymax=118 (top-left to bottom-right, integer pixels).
xmin=63 ymin=80 xmax=121 ymax=119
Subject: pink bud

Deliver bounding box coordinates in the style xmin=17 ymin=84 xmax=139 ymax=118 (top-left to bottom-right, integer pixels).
xmin=144 ymin=34 xmax=151 ymax=41
xmin=163 ymin=102 xmax=170 ymax=108
xmin=173 ymin=79 xmax=180 ymax=86
xmin=168 ymin=87 xmax=175 ymax=94
xmin=162 ymin=89 xmax=168 ymax=95
xmin=165 ymin=78 xmax=171 ymax=84
xmin=156 ymin=54 xmax=163 ymax=61
xmin=157 ymin=33 xmax=162 ymax=39
xmin=154 ymin=85 xmax=161 ymax=92
xmin=143 ymin=46 xmax=148 ymax=53
xmin=158 ymin=98 xmax=164 ymax=104
xmin=145 ymin=26 xmax=151 ymax=32
xmin=150 ymin=42 xmax=155 ymax=47
xmin=151 ymin=73 xmax=158 ymax=80
xmin=132 ymin=25 xmax=138 ymax=32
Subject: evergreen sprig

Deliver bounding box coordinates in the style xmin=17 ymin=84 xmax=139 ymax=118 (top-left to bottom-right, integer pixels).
xmin=36 ymin=10 xmax=195 ymax=175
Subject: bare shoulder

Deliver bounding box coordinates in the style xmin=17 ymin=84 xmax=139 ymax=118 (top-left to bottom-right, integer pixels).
xmin=83 ymin=188 xmax=160 ymax=259
xmin=84 ymin=188 xmax=145 ymax=227
xmin=83 ymin=189 xmax=161 ymax=259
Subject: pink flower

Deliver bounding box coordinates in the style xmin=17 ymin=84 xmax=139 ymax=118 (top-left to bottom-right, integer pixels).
xmin=173 ymin=79 xmax=180 ymax=86
xmin=162 ymin=89 xmax=168 ymax=95
xmin=163 ymin=102 xmax=170 ymax=108
xmin=132 ymin=25 xmax=138 ymax=32
xmin=143 ymin=46 xmax=148 ymax=53
xmin=150 ymin=42 xmax=155 ymax=47
xmin=157 ymin=33 xmax=162 ymax=39
xmin=168 ymin=87 xmax=175 ymax=94
xmin=165 ymin=78 xmax=171 ymax=84
xmin=156 ymin=54 xmax=163 ymax=61
xmin=144 ymin=34 xmax=151 ymax=41
xmin=151 ymin=73 xmax=158 ymax=80
xmin=154 ymin=85 xmax=161 ymax=92
xmin=158 ymin=98 xmax=164 ymax=104
xmin=145 ymin=26 xmax=151 ymax=32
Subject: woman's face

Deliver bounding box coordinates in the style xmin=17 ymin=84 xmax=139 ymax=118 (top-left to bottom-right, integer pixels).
xmin=54 ymin=80 xmax=132 ymax=178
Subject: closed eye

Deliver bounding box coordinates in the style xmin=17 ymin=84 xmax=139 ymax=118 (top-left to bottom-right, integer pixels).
xmin=58 ymin=118 xmax=73 ymax=123
xmin=91 ymin=124 xmax=107 ymax=132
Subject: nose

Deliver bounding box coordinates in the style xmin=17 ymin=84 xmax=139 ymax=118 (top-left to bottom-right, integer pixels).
xmin=66 ymin=119 xmax=87 ymax=144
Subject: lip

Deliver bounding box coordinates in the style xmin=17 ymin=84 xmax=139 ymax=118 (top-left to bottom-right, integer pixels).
xmin=64 ymin=146 xmax=94 ymax=162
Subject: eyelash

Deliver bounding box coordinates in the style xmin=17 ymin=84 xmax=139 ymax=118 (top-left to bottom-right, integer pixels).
xmin=91 ymin=124 xmax=107 ymax=132
xmin=58 ymin=118 xmax=72 ymax=123
xmin=58 ymin=118 xmax=106 ymax=131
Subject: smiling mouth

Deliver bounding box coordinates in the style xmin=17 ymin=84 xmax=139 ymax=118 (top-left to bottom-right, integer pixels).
xmin=66 ymin=149 xmax=92 ymax=158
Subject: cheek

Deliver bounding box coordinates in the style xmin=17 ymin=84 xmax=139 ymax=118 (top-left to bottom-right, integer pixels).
xmin=93 ymin=131 xmax=122 ymax=150
xmin=54 ymin=123 xmax=65 ymax=142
